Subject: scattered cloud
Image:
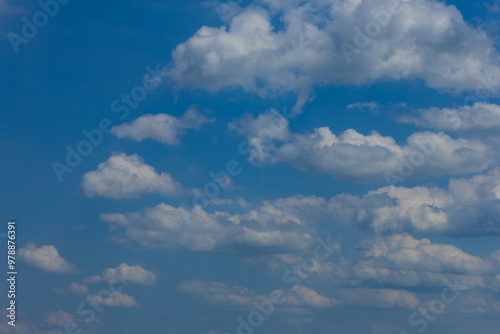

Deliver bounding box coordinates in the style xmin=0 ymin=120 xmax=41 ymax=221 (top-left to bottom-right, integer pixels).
xmin=178 ymin=280 xmax=337 ymax=308
xmin=102 ymin=263 xmax=156 ymax=286
xmin=400 ymin=102 xmax=500 ymax=132
xmin=328 ymin=168 xmax=500 ymax=236
xmin=231 ymin=110 xmax=495 ymax=182
xmin=82 ymin=153 xmax=184 ymax=199
xmin=347 ymin=101 xmax=379 ymax=112
xmin=100 ymin=200 xmax=317 ymax=253
xmin=86 ymin=291 xmax=139 ymax=307
xmin=340 ymin=288 xmax=419 ymax=309
xmin=111 ymin=107 xmax=213 ymax=145
xmin=18 ymin=244 xmax=77 ymax=274
xmin=82 ymin=275 xmax=103 ymax=285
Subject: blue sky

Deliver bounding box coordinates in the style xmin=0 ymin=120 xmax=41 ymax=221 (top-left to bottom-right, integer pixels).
xmin=2 ymin=0 xmax=500 ymax=333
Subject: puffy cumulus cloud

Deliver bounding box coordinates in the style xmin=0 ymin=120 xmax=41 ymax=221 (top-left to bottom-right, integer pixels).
xmin=18 ymin=243 xmax=76 ymax=274
xmin=111 ymin=107 xmax=213 ymax=145
xmin=231 ymin=110 xmax=495 ymax=182
xmin=339 ymin=288 xmax=419 ymax=309
xmin=439 ymin=292 xmax=500 ymax=316
xmin=169 ymin=0 xmax=500 ymax=111
xmin=79 ymin=264 xmax=155 ymax=288
xmin=101 ymin=166 xmax=500 ymax=254
xmin=400 ymin=102 xmax=500 ymax=132
xmin=82 ymin=153 xmax=184 ymax=199
xmin=329 ymin=168 xmax=500 ymax=236
xmin=101 ymin=200 xmax=317 ymax=253
xmin=86 ymin=291 xmax=139 ymax=307
xmin=178 ymin=280 xmax=337 ymax=308
xmin=247 ymin=234 xmax=497 ymax=291
xmin=357 ymin=234 xmax=490 ymax=275
xmin=101 ymin=263 xmax=156 ymax=286
xmin=286 ymin=286 xmax=338 ymax=308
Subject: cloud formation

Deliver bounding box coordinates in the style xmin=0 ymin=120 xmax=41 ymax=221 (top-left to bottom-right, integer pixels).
xmin=100 ymin=200 xmax=317 ymax=253
xmin=86 ymin=291 xmax=139 ymax=307
xmin=231 ymin=110 xmax=495 ymax=182
xmin=111 ymin=107 xmax=213 ymax=144
xmin=178 ymin=280 xmax=338 ymax=309
xmin=339 ymin=288 xmax=419 ymax=309
xmin=18 ymin=244 xmax=76 ymax=274
xmin=82 ymin=153 xmax=184 ymax=199
xmin=169 ymin=0 xmax=500 ymax=111
xmin=101 ymin=263 xmax=156 ymax=286
xmin=328 ymin=168 xmax=500 ymax=236
xmin=400 ymin=102 xmax=500 ymax=132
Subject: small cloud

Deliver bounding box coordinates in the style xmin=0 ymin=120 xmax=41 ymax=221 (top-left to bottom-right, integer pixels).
xmin=346 ymin=101 xmax=379 ymax=112
xmin=86 ymin=291 xmax=139 ymax=308
xmin=18 ymin=244 xmax=77 ymax=274
xmin=82 ymin=275 xmax=102 ymax=285
xmin=102 ymin=263 xmax=156 ymax=286
xmin=82 ymin=153 xmax=184 ymax=199
xmin=111 ymin=107 xmax=213 ymax=145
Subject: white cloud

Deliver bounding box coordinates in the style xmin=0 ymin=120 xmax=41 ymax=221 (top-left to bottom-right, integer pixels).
xmin=169 ymin=0 xmax=500 ymax=111
xmin=70 ymin=282 xmax=89 ymax=294
xmin=101 ymin=263 xmax=156 ymax=286
xmin=178 ymin=280 xmax=255 ymax=306
xmin=101 ymin=167 xmax=500 ymax=253
xmin=231 ymin=110 xmax=495 ymax=182
xmin=347 ymin=101 xmax=379 ymax=112
xmin=43 ymin=310 xmax=79 ymax=328
xmin=178 ymin=280 xmax=337 ymax=308
xmin=339 ymin=288 xmax=419 ymax=309
xmin=86 ymin=291 xmax=139 ymax=307
xmin=357 ymin=234 xmax=490 ymax=275
xmin=100 ymin=200 xmax=317 ymax=253
xmin=328 ymin=168 xmax=500 ymax=236
xmin=111 ymin=107 xmax=213 ymax=145
xmin=18 ymin=244 xmax=76 ymax=274
xmin=400 ymin=102 xmax=500 ymax=132
xmin=82 ymin=153 xmax=184 ymax=199
xmin=286 ymin=286 xmax=338 ymax=308
xmin=247 ymin=233 xmax=497 ymax=299
xmin=82 ymin=275 xmax=102 ymax=285
xmin=53 ymin=282 xmax=89 ymax=295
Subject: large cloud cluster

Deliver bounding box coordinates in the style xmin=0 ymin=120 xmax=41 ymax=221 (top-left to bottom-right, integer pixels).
xmin=169 ymin=0 xmax=500 ymax=110
xmin=230 ymin=110 xmax=496 ymax=182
